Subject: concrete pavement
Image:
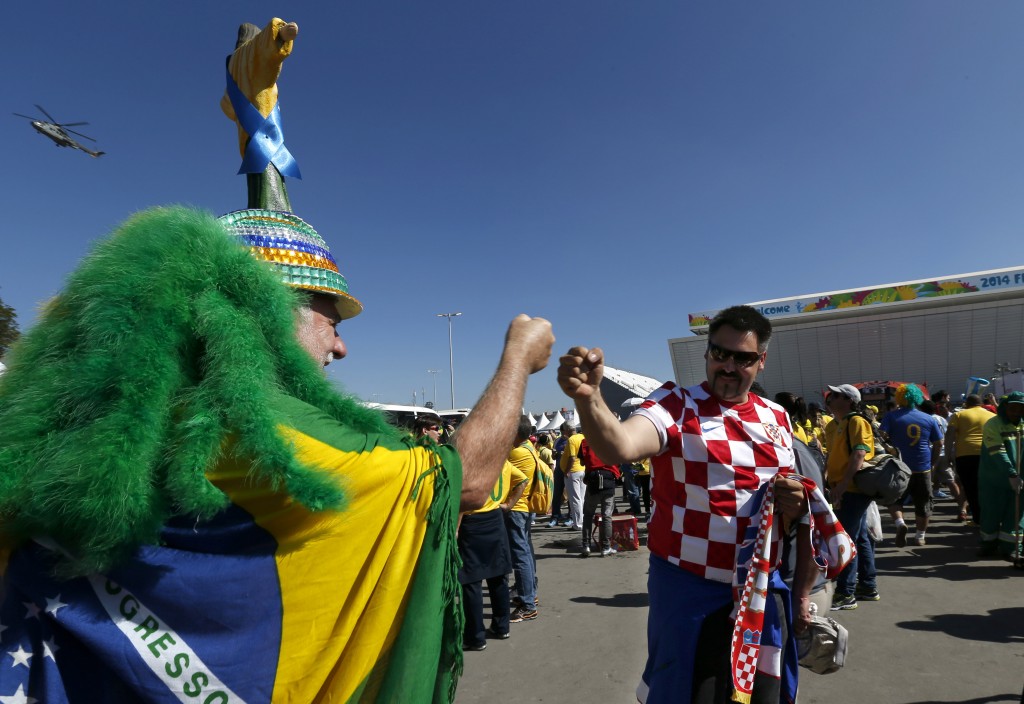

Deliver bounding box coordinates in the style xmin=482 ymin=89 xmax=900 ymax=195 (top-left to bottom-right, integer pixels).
xmin=455 ymin=498 xmax=1024 ymax=704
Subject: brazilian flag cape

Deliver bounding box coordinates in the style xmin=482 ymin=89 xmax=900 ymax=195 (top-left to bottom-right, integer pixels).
xmin=0 ymin=392 xmax=464 ymax=703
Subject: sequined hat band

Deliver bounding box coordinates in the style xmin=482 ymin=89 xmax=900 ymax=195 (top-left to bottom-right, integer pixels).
xmin=218 ymin=209 xmax=363 ymax=319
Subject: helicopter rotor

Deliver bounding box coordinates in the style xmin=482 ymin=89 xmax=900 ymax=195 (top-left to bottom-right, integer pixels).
xmin=35 ymin=104 xmax=58 ymax=124
xmin=15 ymin=110 xmax=89 ymax=128
xmin=64 ymin=128 xmax=97 ymax=142
xmin=25 ymin=105 xmax=89 ymax=128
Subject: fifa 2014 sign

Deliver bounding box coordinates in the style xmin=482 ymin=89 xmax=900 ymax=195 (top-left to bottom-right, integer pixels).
xmin=688 ymin=266 xmax=1024 ymax=331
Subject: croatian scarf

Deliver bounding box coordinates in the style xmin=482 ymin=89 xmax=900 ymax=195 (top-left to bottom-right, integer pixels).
xmin=730 ymin=474 xmax=855 ymax=703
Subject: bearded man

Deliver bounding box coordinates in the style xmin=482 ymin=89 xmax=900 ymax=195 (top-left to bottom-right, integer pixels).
xmin=558 ymin=305 xmax=851 ymax=704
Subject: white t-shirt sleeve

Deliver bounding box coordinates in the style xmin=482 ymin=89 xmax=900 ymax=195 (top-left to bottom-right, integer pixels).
xmin=631 ymin=384 xmax=677 ymax=455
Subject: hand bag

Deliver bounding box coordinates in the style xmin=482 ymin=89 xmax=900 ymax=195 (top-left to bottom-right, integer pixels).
xmin=796 ymin=608 xmax=849 ymax=675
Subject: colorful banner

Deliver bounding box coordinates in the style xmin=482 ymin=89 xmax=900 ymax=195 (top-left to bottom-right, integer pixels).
xmin=688 ymin=267 xmax=1024 ymax=330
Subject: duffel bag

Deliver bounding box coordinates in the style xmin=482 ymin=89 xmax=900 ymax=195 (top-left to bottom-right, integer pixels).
xmin=853 ymin=453 xmax=911 ymax=505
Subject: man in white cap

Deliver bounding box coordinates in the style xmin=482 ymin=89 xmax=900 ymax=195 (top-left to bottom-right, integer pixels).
xmin=823 ymin=383 xmax=879 ymax=610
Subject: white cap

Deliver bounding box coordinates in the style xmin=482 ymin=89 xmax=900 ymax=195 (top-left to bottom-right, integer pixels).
xmin=827 ymin=384 xmax=861 ymax=404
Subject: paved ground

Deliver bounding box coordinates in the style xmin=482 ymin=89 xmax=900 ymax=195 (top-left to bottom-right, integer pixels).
xmin=455 ymin=498 xmax=1024 ymax=704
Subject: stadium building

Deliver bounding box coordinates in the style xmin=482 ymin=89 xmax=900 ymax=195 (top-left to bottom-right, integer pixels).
xmin=670 ymin=267 xmax=1024 ymax=404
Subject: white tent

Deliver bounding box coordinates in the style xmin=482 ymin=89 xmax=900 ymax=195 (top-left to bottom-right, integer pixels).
xmin=538 ymin=411 xmax=565 ymax=431
xmin=526 ymin=412 xmax=537 ymax=427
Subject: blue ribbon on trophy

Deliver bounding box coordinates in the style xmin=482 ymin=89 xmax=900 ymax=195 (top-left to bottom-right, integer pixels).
xmin=225 ymin=58 xmax=302 ymax=179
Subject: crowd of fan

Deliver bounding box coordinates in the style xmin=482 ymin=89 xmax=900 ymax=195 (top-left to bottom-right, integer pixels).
xmin=440 ymin=379 xmax=1024 ymax=653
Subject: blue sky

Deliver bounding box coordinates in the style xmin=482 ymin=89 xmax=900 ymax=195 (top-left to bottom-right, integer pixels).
xmin=6 ymin=2 xmax=1024 ymax=414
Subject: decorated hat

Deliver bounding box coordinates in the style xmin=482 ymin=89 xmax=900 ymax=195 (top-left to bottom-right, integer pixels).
xmin=218 ymin=208 xmax=362 ymax=319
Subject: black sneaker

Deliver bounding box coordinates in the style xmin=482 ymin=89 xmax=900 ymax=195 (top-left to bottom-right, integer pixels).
xmin=854 ymin=587 xmax=880 ymax=602
xmin=463 ymin=641 xmax=487 ymax=651
xmin=830 ymin=593 xmax=858 ymax=610
xmin=895 ymin=523 xmax=908 ymax=548
xmin=580 ymin=548 xmax=591 ymax=558
xmin=509 ymin=607 xmax=538 ymax=623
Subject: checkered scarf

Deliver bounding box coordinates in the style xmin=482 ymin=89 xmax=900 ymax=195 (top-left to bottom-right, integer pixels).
xmin=730 ymin=474 xmax=855 ymax=703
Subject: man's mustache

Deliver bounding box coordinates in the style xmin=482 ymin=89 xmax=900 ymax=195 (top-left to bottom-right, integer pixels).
xmin=715 ymin=371 xmax=741 ymax=381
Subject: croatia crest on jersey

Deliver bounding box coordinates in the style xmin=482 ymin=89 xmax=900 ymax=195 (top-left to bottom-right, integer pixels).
xmin=762 ymin=423 xmax=785 ymax=446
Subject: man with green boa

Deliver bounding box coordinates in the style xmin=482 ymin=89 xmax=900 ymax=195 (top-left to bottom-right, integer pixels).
xmin=0 ymin=207 xmax=554 ymax=703
xmin=978 ymin=391 xmax=1024 ymax=560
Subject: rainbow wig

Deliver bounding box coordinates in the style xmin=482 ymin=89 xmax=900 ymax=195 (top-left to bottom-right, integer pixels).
xmin=895 ymin=383 xmax=924 ymax=408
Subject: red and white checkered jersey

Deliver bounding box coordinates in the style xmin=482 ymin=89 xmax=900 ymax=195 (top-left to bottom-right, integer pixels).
xmin=634 ymin=381 xmax=795 ymax=583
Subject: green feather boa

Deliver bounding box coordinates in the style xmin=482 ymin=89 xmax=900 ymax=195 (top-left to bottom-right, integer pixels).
xmin=0 ymin=206 xmax=396 ymax=575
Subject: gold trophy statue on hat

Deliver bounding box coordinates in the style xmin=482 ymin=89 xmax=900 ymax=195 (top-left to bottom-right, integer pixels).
xmin=221 ymin=18 xmax=301 ymax=213
xmin=218 ymin=18 xmax=362 ymax=321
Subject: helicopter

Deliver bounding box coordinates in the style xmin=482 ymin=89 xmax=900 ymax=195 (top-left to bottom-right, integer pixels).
xmin=15 ymin=104 xmax=105 ymax=158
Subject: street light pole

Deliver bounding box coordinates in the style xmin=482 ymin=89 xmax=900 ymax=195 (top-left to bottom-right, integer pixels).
xmin=436 ymin=312 xmax=462 ymax=409
xmin=427 ymin=369 xmax=438 ymax=408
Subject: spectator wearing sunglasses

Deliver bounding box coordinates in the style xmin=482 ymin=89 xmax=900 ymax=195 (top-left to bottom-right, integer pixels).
xmin=557 ymin=305 xmax=834 ymax=704
xmin=414 ymin=417 xmax=442 ymax=444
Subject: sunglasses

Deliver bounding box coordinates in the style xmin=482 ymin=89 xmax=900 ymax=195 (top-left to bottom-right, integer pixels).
xmin=428 ymin=425 xmax=440 ymax=431
xmin=706 ymin=341 xmax=763 ymax=368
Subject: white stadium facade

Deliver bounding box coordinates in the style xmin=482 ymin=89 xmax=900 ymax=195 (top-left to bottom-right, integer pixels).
xmin=669 ymin=266 xmax=1024 ymax=405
